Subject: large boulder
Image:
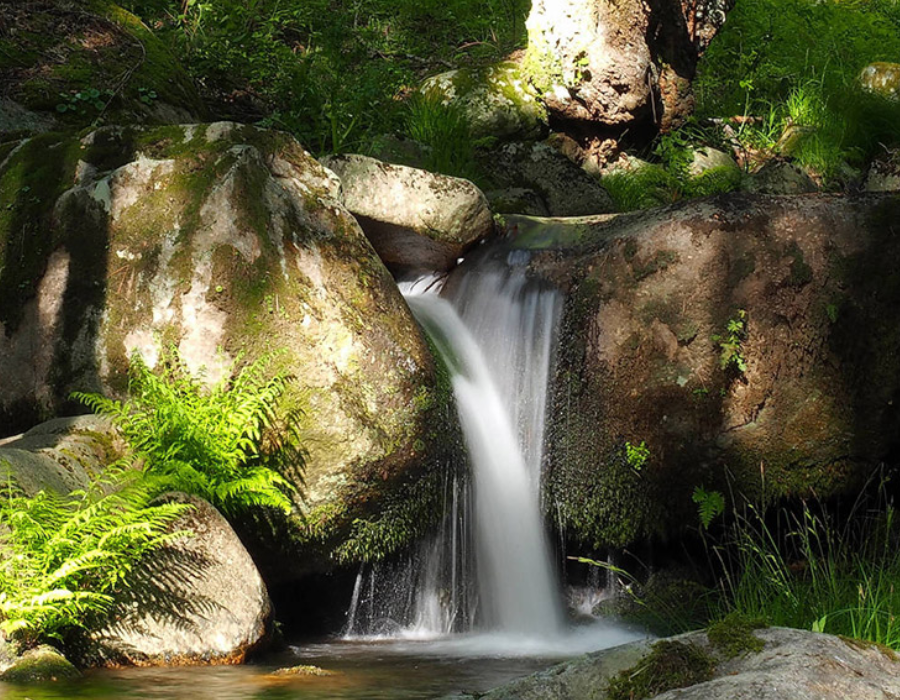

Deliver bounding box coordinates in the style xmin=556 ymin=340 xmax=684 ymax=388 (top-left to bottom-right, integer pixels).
xmin=0 ymin=123 xmax=459 ymax=575
xmin=420 ymin=62 xmax=547 ymax=141
xmin=492 ymin=193 xmax=900 ymax=549
xmin=446 ymin=628 xmax=900 ymax=700
xmin=523 ymin=0 xmax=734 ymax=132
xmin=321 ymin=153 xmax=494 ymax=271
xmin=0 ymin=644 xmax=80 ymax=683
xmin=81 ymin=494 xmax=273 ymax=666
xmin=0 ymin=0 xmax=204 ymax=136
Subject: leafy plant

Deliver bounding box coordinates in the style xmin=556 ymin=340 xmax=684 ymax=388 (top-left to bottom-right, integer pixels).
xmin=693 ymin=486 xmax=725 ymax=530
xmin=74 ymin=348 xmax=302 ymax=517
xmin=625 ymin=441 xmax=650 ymax=472
xmin=404 ymin=91 xmax=481 ymax=181
xmin=0 ymin=471 xmax=189 ymax=648
xmin=55 ymin=88 xmax=113 ymax=115
xmin=712 ymin=309 xmax=748 ymax=373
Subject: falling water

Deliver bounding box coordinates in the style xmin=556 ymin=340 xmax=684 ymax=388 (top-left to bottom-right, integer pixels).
xmin=344 ymin=251 xmax=566 ymax=638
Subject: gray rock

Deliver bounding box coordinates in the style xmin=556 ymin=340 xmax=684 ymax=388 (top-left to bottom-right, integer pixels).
xmin=0 ymin=416 xmax=121 ymax=495
xmin=485 ymin=142 xmax=615 ymax=216
xmin=0 ymin=99 xmax=58 ymax=136
xmin=744 ymin=160 xmax=817 ymax=194
xmin=420 ymin=62 xmax=547 ymax=141
xmin=83 ymin=494 xmax=273 ymax=666
xmin=485 ymin=187 xmax=550 ymax=217
xmin=688 ymin=147 xmax=740 ymax=178
xmin=865 ymin=151 xmax=900 ymax=191
xmin=449 ymin=628 xmax=900 ymax=700
xmin=322 ymin=153 xmax=494 ymax=271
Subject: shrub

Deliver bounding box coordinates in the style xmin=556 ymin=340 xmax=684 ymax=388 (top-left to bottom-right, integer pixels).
xmin=0 ymin=470 xmax=188 ymax=648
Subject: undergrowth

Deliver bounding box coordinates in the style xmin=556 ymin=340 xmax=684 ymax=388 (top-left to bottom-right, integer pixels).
xmin=74 ymin=348 xmax=303 ymax=518
xmin=0 ymin=470 xmax=189 ymax=648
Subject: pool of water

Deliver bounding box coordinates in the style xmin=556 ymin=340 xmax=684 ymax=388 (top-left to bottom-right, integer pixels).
xmin=0 ymin=623 xmax=646 ymax=699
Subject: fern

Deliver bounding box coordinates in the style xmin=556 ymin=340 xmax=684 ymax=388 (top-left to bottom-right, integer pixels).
xmin=693 ymin=486 xmax=726 ymax=530
xmin=0 ymin=474 xmax=189 ymax=647
xmin=74 ymin=347 xmax=303 ymax=517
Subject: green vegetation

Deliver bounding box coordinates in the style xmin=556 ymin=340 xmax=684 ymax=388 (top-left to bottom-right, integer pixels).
xmin=606 ymin=640 xmax=715 ymax=700
xmin=707 ymin=613 xmax=766 ymax=658
xmin=74 ymin=348 xmax=302 ymax=517
xmin=120 ymin=0 xmax=530 ymax=154
xmin=712 ymin=309 xmax=748 ymax=374
xmin=404 ymin=91 xmax=480 ymax=180
xmin=625 ymin=440 xmax=650 ymax=472
xmin=0 ymin=471 xmax=188 ymax=648
xmin=693 ymin=486 xmax=726 ymax=530
xmin=695 ymin=0 xmax=900 ymax=183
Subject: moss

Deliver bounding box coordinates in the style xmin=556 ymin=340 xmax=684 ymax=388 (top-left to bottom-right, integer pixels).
xmin=632 ymin=249 xmax=679 ymax=281
xmin=0 ymin=646 xmax=80 ymax=683
xmin=707 ymin=613 xmax=767 ymax=659
xmin=839 ymin=635 xmax=899 ymax=661
xmin=786 ymin=241 xmax=813 ymax=287
xmin=606 ymin=640 xmax=716 ymax=700
xmin=0 ymin=132 xmax=84 ymax=332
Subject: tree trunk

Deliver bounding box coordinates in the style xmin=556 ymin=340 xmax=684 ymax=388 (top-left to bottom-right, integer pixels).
xmin=524 ymin=0 xmax=734 ymax=134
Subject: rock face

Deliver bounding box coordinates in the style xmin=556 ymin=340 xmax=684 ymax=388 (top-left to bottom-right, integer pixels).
xmin=82 ymin=494 xmax=273 ymax=667
xmin=322 ymin=153 xmax=494 ymax=271
xmin=420 ymin=62 xmax=547 ymax=141
xmin=865 ymin=151 xmax=900 ymax=192
xmin=446 ymin=628 xmax=900 ymax=700
xmin=523 ymin=0 xmax=735 ymax=131
xmin=744 ymin=160 xmax=817 ymax=195
xmin=0 ymin=416 xmax=121 ymax=494
xmin=0 ymin=0 xmax=204 ymax=136
xmin=0 ymin=123 xmax=458 ymax=574
xmin=496 ymin=194 xmax=900 ymax=549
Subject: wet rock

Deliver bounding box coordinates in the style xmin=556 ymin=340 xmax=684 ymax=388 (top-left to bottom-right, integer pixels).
xmin=0 ymin=645 xmax=80 ymax=683
xmin=322 ymin=153 xmax=494 ymax=271
xmin=446 ymin=628 xmax=900 ymax=700
xmin=0 ymin=123 xmax=458 ymax=574
xmin=485 ymin=187 xmax=550 ymax=217
xmin=82 ymin=494 xmax=273 ymax=666
xmin=483 ymin=142 xmax=614 ymax=216
xmin=420 ymin=62 xmax=547 ymax=141
xmin=501 ymin=193 xmax=900 ymax=548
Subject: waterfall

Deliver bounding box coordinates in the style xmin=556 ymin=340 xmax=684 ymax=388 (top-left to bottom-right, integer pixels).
xmin=344 ymin=252 xmax=564 ymax=637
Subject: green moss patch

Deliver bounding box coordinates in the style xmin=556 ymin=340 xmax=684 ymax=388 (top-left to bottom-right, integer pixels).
xmin=708 ymin=613 xmax=767 ymax=659
xmin=606 ymin=640 xmax=716 ymax=700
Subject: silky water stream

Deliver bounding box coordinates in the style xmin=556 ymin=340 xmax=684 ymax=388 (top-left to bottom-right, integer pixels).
xmin=0 ymin=250 xmax=644 ymax=700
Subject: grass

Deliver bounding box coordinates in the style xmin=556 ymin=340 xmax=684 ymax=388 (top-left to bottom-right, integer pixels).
xmin=708 ymin=478 xmax=900 ymax=649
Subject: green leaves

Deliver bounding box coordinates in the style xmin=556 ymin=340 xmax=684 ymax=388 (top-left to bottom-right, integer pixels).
xmin=75 ymin=347 xmax=303 ymax=517
xmin=692 ymin=486 xmax=725 ymax=530
xmin=0 ymin=474 xmax=189 ymax=647
xmin=713 ymin=309 xmax=748 ymax=374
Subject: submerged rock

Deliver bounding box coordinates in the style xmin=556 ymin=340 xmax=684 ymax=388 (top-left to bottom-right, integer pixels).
xmin=82 ymin=494 xmax=273 ymax=667
xmin=0 ymin=644 xmax=80 ymax=683
xmin=322 ymin=153 xmax=494 ymax=271
xmin=0 ymin=123 xmax=458 ymax=574
xmin=499 ymin=193 xmax=900 ymax=548
xmin=446 ymin=628 xmax=900 ymax=700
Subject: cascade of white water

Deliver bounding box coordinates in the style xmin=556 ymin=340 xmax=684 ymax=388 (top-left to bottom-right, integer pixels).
xmin=343 ymin=255 xmax=564 ymax=637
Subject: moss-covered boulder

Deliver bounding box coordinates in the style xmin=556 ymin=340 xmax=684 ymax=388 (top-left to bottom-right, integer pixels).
xmin=0 ymin=123 xmax=458 ymax=575
xmin=0 ymin=644 xmax=80 ymax=683
xmin=0 ymin=0 xmax=204 ymax=136
xmin=419 ymin=62 xmax=547 ymax=141
xmin=495 ymin=193 xmax=900 ymax=549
